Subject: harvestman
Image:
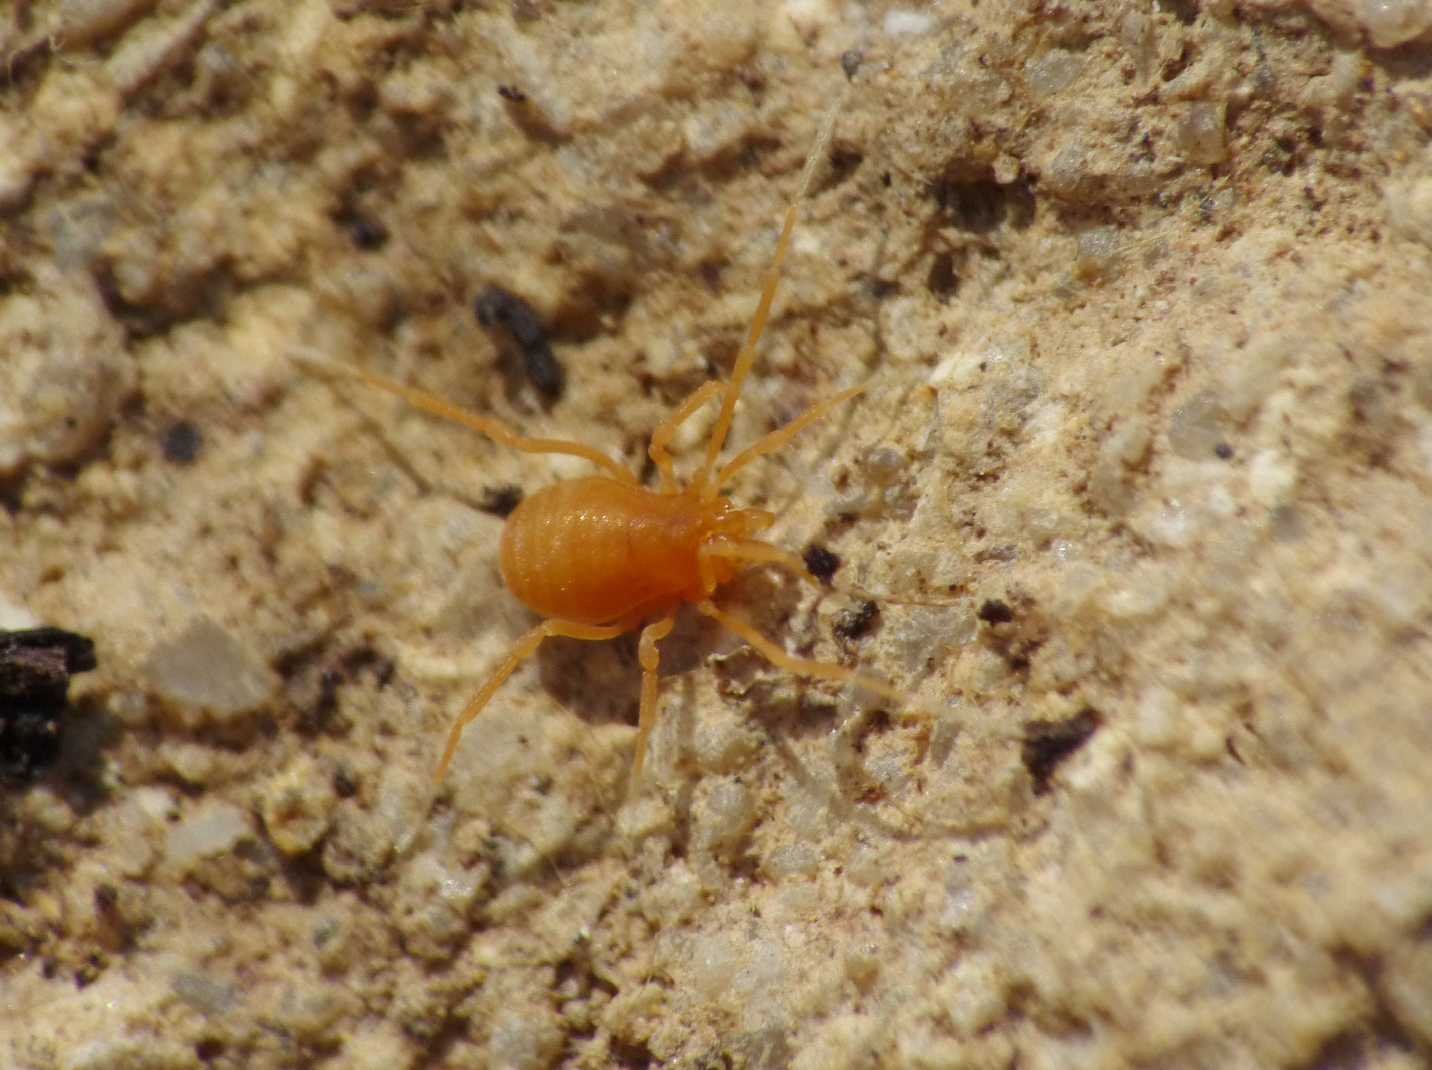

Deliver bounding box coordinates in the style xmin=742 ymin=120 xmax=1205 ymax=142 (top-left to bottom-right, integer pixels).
xmin=297 ymin=90 xmax=908 ymax=788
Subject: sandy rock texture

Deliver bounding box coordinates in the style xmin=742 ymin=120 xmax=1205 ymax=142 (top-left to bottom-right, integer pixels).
xmin=3 ymin=0 xmax=1431 ymax=1067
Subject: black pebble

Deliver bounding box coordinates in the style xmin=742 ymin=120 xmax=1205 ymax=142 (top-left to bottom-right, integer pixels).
xmin=160 ymin=420 xmax=202 ymax=465
xmin=802 ymin=544 xmax=841 ymax=585
xmin=0 ymin=628 xmax=97 ymax=782
xmin=474 ymin=285 xmax=565 ymax=401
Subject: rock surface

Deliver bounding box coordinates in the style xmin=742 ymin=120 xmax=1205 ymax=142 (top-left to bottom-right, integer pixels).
xmin=2 ymin=1 xmax=1430 ymax=1067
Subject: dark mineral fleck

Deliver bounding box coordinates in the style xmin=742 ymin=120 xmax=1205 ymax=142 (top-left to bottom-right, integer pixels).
xmin=160 ymin=420 xmax=202 ymax=465
xmin=348 ymin=216 xmax=389 ymax=251
xmin=802 ymin=544 xmax=841 ymax=585
xmin=834 ymin=600 xmax=879 ymax=641
xmin=977 ymin=598 xmax=1014 ymax=625
xmin=478 ymin=484 xmax=524 ymax=518
xmin=475 ymin=285 xmax=564 ymax=401
xmin=1021 ymin=709 xmax=1100 ymax=795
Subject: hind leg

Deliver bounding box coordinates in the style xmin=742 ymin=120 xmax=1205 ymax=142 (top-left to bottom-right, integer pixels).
xmin=700 ymin=537 xmax=828 ymax=594
xmin=435 ymin=618 xmax=631 ymax=781
xmin=631 ymin=614 xmax=677 ymax=787
xmin=696 ymin=600 xmax=904 ymax=705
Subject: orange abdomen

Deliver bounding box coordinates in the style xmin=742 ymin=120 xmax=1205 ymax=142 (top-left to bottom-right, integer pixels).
xmin=500 ymin=477 xmax=707 ymax=625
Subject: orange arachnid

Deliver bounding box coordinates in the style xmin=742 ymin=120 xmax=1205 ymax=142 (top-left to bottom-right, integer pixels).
xmin=298 ymin=96 xmax=902 ymax=785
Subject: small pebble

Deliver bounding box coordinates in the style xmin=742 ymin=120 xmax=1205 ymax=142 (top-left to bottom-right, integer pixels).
xmin=1362 ymin=0 xmax=1432 ymax=47
xmin=260 ymin=755 xmax=338 ymax=856
xmin=145 ymin=617 xmax=278 ymax=724
xmin=1177 ymin=103 xmax=1229 ymax=166
xmin=163 ymin=799 xmax=252 ymax=874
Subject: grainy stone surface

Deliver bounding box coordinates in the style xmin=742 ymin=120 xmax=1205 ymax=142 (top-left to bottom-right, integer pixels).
xmin=2 ymin=1 xmax=1430 ymax=1067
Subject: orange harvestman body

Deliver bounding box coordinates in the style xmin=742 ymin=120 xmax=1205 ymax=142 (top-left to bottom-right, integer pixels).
xmin=299 ymin=90 xmax=904 ymax=786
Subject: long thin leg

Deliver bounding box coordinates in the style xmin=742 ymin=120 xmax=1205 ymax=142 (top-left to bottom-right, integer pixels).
xmin=717 ymin=384 xmax=866 ymax=489
xmin=694 ymin=92 xmax=847 ymax=500
xmin=632 ymin=614 xmax=676 ymax=785
xmin=702 ymin=537 xmax=885 ymax=606
xmin=698 ymin=539 xmax=820 ymax=601
xmin=435 ymin=617 xmax=631 ymax=781
xmin=702 ymin=537 xmax=824 ymax=590
xmin=697 ymin=600 xmax=904 ymax=705
xmin=648 ymin=380 xmax=725 ymax=491
xmin=701 ymin=537 xmax=961 ymax=610
xmin=293 ymin=350 xmax=637 ymax=484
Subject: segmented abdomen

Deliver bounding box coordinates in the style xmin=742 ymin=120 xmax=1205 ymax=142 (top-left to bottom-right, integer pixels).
xmin=499 ymin=477 xmax=704 ymax=624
